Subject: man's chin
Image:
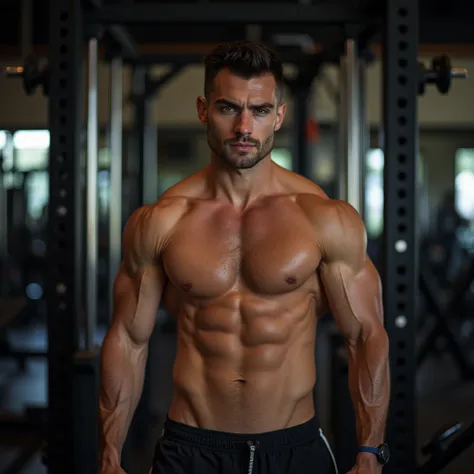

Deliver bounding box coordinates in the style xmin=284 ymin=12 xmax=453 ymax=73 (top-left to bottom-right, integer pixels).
xmin=224 ymin=155 xmax=261 ymax=170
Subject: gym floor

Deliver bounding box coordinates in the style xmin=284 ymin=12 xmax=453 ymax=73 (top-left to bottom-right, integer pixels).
xmin=1 ymin=321 xmax=474 ymax=474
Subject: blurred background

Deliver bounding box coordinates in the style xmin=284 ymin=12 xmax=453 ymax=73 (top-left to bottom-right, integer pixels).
xmin=0 ymin=1 xmax=474 ymax=474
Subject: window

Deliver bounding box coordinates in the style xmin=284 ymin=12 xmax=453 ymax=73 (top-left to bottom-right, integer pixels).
xmin=0 ymin=130 xmax=6 ymax=149
xmin=14 ymin=130 xmax=49 ymax=171
xmin=99 ymin=147 xmax=111 ymax=168
xmin=364 ymin=148 xmax=424 ymax=238
xmin=3 ymin=173 xmax=22 ymax=188
xmin=98 ymin=170 xmax=110 ymax=219
xmin=0 ymin=130 xmax=14 ymax=172
xmin=270 ymin=145 xmax=335 ymax=182
xmin=25 ymin=171 xmax=49 ymax=225
xmin=454 ymin=148 xmax=474 ymax=220
xmin=365 ymin=149 xmax=384 ymax=237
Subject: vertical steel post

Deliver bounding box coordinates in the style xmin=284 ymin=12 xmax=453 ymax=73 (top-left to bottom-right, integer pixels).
xmin=134 ymin=67 xmax=158 ymax=205
xmin=339 ymin=39 xmax=364 ymax=213
xmin=383 ymin=1 xmax=418 ymax=472
xmin=47 ymin=0 xmax=84 ymax=471
xmin=292 ymin=85 xmax=313 ymax=178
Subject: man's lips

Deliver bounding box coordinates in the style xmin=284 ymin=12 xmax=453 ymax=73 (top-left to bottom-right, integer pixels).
xmin=229 ymin=142 xmax=256 ymax=148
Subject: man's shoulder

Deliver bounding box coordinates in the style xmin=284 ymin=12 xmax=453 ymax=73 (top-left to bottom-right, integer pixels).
xmin=122 ymin=197 xmax=190 ymax=264
xmin=275 ymin=167 xmax=357 ymax=226
xmin=128 ymin=196 xmax=189 ymax=234
xmin=297 ymin=194 xmax=361 ymax=225
xmin=293 ymin=192 xmax=366 ymax=260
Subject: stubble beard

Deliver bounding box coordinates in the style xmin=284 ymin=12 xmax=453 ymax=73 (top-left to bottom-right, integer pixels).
xmin=207 ymin=123 xmax=275 ymax=170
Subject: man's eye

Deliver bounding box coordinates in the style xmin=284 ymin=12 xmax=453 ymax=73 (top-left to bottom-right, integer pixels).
xmin=220 ymin=106 xmax=235 ymax=113
xmin=255 ymin=108 xmax=269 ymax=116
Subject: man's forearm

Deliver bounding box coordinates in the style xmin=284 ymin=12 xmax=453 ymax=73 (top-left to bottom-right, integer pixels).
xmin=99 ymin=328 xmax=148 ymax=470
xmin=347 ymin=328 xmax=390 ymax=447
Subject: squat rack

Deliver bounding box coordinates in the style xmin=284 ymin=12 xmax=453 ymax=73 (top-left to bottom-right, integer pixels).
xmin=47 ymin=1 xmax=417 ymax=474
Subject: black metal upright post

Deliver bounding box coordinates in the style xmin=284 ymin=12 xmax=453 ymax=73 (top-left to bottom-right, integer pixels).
xmin=382 ymin=1 xmax=418 ymax=473
xmin=134 ymin=69 xmax=146 ymax=204
xmin=292 ymin=85 xmax=313 ymax=179
xmin=134 ymin=67 xmax=159 ymax=205
xmin=47 ymin=0 xmax=84 ymax=472
xmin=358 ymin=57 xmax=368 ymax=222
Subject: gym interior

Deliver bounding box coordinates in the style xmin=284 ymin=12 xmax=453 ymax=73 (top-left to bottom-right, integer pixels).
xmin=0 ymin=1 xmax=474 ymax=473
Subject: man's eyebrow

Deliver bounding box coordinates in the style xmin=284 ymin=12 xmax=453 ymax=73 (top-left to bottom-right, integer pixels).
xmin=249 ymin=102 xmax=274 ymax=110
xmin=214 ymin=98 xmax=241 ymax=107
xmin=214 ymin=99 xmax=274 ymax=109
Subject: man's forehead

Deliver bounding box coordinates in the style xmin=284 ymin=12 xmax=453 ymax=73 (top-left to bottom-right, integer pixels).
xmin=211 ymin=69 xmax=278 ymax=101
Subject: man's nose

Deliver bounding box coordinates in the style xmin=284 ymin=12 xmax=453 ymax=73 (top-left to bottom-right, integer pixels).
xmin=233 ymin=110 xmax=253 ymax=136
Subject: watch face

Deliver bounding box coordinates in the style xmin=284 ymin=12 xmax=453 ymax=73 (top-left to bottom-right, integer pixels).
xmin=378 ymin=443 xmax=391 ymax=464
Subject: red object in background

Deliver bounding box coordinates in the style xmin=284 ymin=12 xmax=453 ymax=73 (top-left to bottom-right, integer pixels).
xmin=306 ymin=118 xmax=320 ymax=143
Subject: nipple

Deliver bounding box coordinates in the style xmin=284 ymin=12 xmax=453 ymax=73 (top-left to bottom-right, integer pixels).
xmin=181 ymin=282 xmax=193 ymax=292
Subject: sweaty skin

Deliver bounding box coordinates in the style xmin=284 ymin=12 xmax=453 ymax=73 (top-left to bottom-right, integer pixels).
xmin=99 ymin=69 xmax=390 ymax=473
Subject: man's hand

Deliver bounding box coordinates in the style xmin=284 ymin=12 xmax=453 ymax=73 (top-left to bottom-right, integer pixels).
xmin=100 ymin=469 xmax=126 ymax=474
xmin=346 ymin=453 xmax=383 ymax=474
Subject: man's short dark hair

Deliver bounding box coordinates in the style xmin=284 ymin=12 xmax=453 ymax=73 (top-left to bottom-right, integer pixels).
xmin=203 ymin=41 xmax=285 ymax=103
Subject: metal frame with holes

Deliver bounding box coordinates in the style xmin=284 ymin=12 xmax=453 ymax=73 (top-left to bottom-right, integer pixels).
xmin=47 ymin=0 xmax=417 ymax=473
xmin=382 ymin=2 xmax=418 ymax=473
xmin=48 ymin=1 xmax=84 ymax=473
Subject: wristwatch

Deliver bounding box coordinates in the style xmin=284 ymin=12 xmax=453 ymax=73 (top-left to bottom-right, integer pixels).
xmin=358 ymin=443 xmax=391 ymax=465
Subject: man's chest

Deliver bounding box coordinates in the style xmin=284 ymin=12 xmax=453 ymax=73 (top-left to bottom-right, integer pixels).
xmin=162 ymin=201 xmax=323 ymax=297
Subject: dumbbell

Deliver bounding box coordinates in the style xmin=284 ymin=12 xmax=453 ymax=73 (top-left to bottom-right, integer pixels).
xmin=5 ymin=55 xmax=50 ymax=96
xmin=418 ymin=55 xmax=467 ymax=95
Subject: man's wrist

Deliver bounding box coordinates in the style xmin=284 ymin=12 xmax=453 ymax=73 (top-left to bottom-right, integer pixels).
xmin=357 ymin=442 xmax=390 ymax=467
xmin=100 ymin=447 xmax=121 ymax=471
xmin=356 ymin=452 xmax=383 ymax=471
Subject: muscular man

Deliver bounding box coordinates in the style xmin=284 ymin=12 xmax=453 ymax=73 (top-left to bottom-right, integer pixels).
xmin=99 ymin=41 xmax=390 ymax=474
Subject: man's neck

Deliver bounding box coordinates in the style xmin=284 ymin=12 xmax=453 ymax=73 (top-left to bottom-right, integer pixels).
xmin=207 ymin=154 xmax=276 ymax=209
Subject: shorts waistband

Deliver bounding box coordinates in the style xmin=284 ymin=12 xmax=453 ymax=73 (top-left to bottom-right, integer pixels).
xmin=162 ymin=415 xmax=320 ymax=451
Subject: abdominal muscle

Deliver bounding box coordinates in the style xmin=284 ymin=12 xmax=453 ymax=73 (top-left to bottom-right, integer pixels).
xmin=167 ymin=291 xmax=319 ymax=433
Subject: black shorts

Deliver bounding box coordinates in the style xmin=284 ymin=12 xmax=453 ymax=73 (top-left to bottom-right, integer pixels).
xmin=151 ymin=415 xmax=338 ymax=474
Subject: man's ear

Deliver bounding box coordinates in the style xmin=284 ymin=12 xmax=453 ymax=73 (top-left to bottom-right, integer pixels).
xmin=274 ymin=103 xmax=287 ymax=132
xmin=196 ymin=96 xmax=208 ymax=125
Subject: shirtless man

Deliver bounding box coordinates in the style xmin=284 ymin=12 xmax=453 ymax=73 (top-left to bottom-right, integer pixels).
xmin=99 ymin=41 xmax=390 ymax=474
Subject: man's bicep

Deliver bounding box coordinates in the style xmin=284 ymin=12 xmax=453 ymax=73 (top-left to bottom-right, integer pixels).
xmin=318 ymin=200 xmax=384 ymax=341
xmin=112 ymin=263 xmax=165 ymax=346
xmin=320 ymin=257 xmax=383 ymax=342
xmin=111 ymin=205 xmax=167 ymax=345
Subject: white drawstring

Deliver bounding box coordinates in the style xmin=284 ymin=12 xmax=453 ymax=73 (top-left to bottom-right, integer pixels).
xmin=319 ymin=428 xmax=339 ymax=474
